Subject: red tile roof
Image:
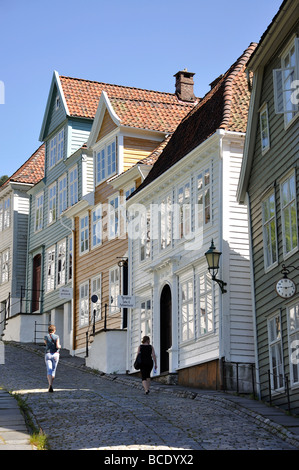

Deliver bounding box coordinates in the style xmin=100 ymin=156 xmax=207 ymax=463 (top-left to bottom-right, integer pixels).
xmin=59 ymin=76 xmax=197 ymax=133
xmin=1 ymin=144 xmax=45 ymax=188
xmin=133 ymin=43 xmax=257 ymax=194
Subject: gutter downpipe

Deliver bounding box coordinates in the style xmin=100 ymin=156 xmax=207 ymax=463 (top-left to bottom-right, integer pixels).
xmin=218 ymin=130 xmax=225 ymax=364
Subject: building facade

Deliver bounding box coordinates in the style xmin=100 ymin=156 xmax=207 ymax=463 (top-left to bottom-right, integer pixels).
xmin=238 ymin=0 xmax=299 ymax=412
xmin=127 ymin=44 xmax=257 ymax=389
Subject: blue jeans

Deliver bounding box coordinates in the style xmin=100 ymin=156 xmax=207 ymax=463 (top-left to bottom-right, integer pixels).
xmin=45 ymin=352 xmax=59 ymax=378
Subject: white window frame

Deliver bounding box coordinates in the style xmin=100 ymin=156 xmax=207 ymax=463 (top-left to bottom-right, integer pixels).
xmin=3 ymin=197 xmax=10 ymax=230
xmin=268 ymin=313 xmax=284 ymax=391
xmin=1 ymin=249 xmax=9 ymax=283
xmin=58 ymin=174 xmax=67 ymax=216
xmin=176 ymin=181 xmax=191 ymax=241
xmin=49 ymin=128 xmax=64 ymax=169
xmin=108 ymin=194 xmax=119 ymax=240
xmin=160 ymin=193 xmax=172 ymax=251
xmin=95 ymin=139 xmax=117 ymax=186
xmin=195 ymin=167 xmax=211 ymax=230
xmin=48 ymin=182 xmax=57 ymax=225
xmin=79 ymin=213 xmax=89 ymax=255
xmin=35 ymin=192 xmax=44 ymax=233
xmin=140 ymin=299 xmax=152 ymax=337
xmin=46 ymin=245 xmax=55 ymax=292
xmin=287 ymin=301 xmax=299 ymax=386
xmin=57 ymin=239 xmax=66 ymax=287
xmin=273 ymin=37 xmax=299 ymax=127
xmin=69 ymin=165 xmax=78 ymax=206
xmin=91 ymin=274 xmax=102 ymax=321
xmin=79 ymin=281 xmax=89 ymax=327
xmin=0 ymin=202 xmax=3 ymax=232
xmin=180 ymin=278 xmax=195 ymax=343
xmin=140 ymin=208 xmax=151 ymax=262
xmin=198 ymin=271 xmax=213 ymax=336
xmin=262 ymin=191 xmax=278 ymax=271
xmin=109 ymin=265 xmax=120 ymax=314
xmin=259 ymin=103 xmax=270 ymax=153
xmin=280 ymin=170 xmax=298 ymax=258
xmin=92 ymin=204 xmax=102 ymax=249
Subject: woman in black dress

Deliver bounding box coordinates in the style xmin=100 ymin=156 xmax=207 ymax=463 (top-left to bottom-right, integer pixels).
xmin=137 ymin=336 xmax=157 ymax=394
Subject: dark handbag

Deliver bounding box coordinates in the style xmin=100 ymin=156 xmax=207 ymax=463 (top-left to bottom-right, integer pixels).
xmin=134 ymin=352 xmax=142 ymax=370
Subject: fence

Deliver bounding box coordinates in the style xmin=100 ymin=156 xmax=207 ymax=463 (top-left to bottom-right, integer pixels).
xmin=222 ymin=360 xmax=256 ymax=397
xmin=34 ymin=321 xmax=50 ymax=344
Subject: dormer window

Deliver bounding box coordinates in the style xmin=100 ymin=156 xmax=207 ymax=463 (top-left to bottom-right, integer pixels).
xmin=95 ymin=139 xmax=116 ymax=186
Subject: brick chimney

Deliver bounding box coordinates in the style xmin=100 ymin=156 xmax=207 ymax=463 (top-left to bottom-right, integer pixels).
xmin=174 ymin=69 xmax=196 ymax=102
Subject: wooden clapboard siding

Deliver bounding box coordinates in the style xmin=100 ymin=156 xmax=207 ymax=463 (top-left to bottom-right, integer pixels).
xmin=123 ymin=137 xmax=160 ymax=172
xmin=69 ymin=119 xmax=92 ymax=157
xmin=222 ymin=140 xmax=254 ymax=362
xmin=96 ymin=110 xmax=117 ymax=142
xmin=73 ymin=180 xmax=128 ymax=351
xmin=247 ymin=24 xmax=299 ymax=409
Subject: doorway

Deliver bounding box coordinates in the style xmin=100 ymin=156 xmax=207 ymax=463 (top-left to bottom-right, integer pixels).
xmin=160 ymin=284 xmax=172 ymax=373
xmin=32 ymin=254 xmax=41 ymax=312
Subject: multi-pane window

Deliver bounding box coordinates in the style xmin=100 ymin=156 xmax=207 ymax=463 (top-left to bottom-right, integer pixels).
xmin=160 ymin=194 xmax=172 ymax=250
xmin=3 ymin=197 xmax=10 ymax=230
xmin=0 ymin=202 xmax=2 ymax=231
xmin=199 ymin=272 xmax=213 ymax=335
xmin=96 ymin=140 xmax=116 ymax=185
xmin=35 ymin=192 xmax=44 ymax=232
xmin=273 ymin=38 xmax=299 ymax=125
xmin=92 ymin=205 xmax=102 ymax=248
xmin=57 ymin=240 xmax=66 ymax=286
xmin=181 ymin=279 xmax=194 ymax=342
xmin=109 ymin=266 xmax=120 ymax=314
xmin=140 ymin=299 xmax=151 ymax=337
xmin=1 ymin=250 xmax=9 ymax=283
xmin=91 ymin=275 xmax=102 ymax=320
xmin=49 ymin=128 xmax=64 ymax=168
xmin=58 ymin=174 xmax=67 ymax=215
xmin=109 ymin=195 xmax=119 ymax=239
xmin=288 ymin=302 xmax=299 ymax=385
xmin=79 ymin=281 xmax=89 ymax=326
xmin=260 ymin=104 xmax=270 ymax=152
xmin=196 ymin=168 xmax=211 ymax=229
xmin=262 ymin=192 xmax=278 ymax=269
xmin=140 ymin=209 xmax=151 ymax=261
xmin=177 ymin=182 xmax=191 ymax=240
xmin=69 ymin=165 xmax=78 ymax=206
xmin=48 ymin=183 xmax=56 ymax=224
xmin=281 ymin=172 xmax=298 ymax=256
xmin=46 ymin=246 xmax=55 ymax=292
xmin=80 ymin=214 xmax=89 ymax=254
xmin=268 ymin=314 xmax=284 ymax=390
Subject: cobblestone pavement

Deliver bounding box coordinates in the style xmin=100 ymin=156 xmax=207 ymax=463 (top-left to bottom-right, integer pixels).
xmin=0 ymin=343 xmax=298 ymax=451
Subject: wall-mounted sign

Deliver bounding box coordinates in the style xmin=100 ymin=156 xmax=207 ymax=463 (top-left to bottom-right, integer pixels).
xmin=117 ymin=295 xmax=135 ymax=308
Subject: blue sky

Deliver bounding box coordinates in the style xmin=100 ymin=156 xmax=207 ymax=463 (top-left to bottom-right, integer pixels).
xmin=0 ymin=0 xmax=283 ymax=177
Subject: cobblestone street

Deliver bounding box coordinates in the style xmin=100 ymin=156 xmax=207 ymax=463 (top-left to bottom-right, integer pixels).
xmin=0 ymin=343 xmax=298 ymax=451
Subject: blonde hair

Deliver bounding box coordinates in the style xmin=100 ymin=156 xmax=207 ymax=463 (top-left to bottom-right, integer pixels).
xmin=48 ymin=325 xmax=56 ymax=333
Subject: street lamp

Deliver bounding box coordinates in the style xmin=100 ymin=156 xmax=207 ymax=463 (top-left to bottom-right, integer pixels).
xmin=205 ymin=239 xmax=227 ymax=293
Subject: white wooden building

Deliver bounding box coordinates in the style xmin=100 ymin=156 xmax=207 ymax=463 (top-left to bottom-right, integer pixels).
xmin=126 ymin=44 xmax=257 ymax=390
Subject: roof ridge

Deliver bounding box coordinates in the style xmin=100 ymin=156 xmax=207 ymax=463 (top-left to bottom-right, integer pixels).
xmin=220 ymin=42 xmax=258 ymax=129
xmin=1 ymin=143 xmax=45 ymax=188
xmin=59 ymin=74 xmax=188 ymax=99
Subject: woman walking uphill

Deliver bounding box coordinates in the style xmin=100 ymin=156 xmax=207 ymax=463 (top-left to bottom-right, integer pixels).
xmin=137 ymin=336 xmax=157 ymax=394
xmin=44 ymin=325 xmax=61 ymax=392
